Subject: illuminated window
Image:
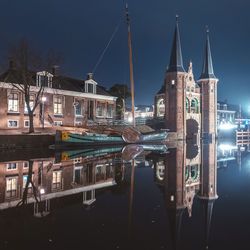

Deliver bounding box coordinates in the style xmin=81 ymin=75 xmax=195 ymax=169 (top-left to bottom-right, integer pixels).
xmin=96 ymin=103 xmax=105 ymax=117
xmin=24 ymin=95 xmax=35 ymax=113
xmin=23 ymin=175 xmax=32 ymax=189
xmin=186 ymin=98 xmax=190 ymax=113
xmin=6 ymin=177 xmax=17 ymax=198
xmin=52 ymin=170 xmax=62 ymax=190
xmin=53 ymin=96 xmax=63 ymax=115
xmin=157 ymin=98 xmax=165 ymax=117
xmin=74 ymin=99 xmax=83 ymax=116
xmin=8 ymin=93 xmax=19 ymax=112
xmin=191 ymin=99 xmax=199 ymax=113
xmin=107 ymin=104 xmax=113 ymax=118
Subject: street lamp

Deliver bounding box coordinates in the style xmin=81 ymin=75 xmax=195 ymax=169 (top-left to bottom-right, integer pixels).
xmin=41 ymin=96 xmax=47 ymax=129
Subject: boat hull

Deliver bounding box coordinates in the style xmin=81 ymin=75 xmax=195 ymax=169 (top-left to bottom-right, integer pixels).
xmin=54 ymin=130 xmax=168 ymax=149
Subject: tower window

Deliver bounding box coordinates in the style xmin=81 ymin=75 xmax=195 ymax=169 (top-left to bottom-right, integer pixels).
xmin=191 ymin=99 xmax=199 ymax=113
xmin=186 ymin=98 xmax=190 ymax=113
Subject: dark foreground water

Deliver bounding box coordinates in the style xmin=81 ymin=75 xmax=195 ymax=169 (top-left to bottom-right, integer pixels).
xmin=0 ymin=141 xmax=249 ymax=250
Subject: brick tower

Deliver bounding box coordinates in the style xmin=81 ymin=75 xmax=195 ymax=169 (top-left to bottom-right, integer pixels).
xmin=165 ymin=16 xmax=186 ymax=140
xmin=198 ymin=29 xmax=219 ymax=141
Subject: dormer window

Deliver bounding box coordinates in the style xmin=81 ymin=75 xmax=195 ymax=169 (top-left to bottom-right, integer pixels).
xmin=87 ymin=83 xmax=94 ymax=93
xmin=84 ymin=73 xmax=97 ymax=94
xmin=36 ymin=71 xmax=53 ymax=88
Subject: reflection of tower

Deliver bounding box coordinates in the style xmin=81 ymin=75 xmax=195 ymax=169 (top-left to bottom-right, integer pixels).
xmin=198 ymin=30 xmax=219 ymax=140
xmin=161 ymin=142 xmax=201 ymax=249
xmin=164 ymin=142 xmax=186 ymax=250
xmin=165 ymin=16 xmax=186 ymax=140
xmin=198 ymin=142 xmax=218 ymax=248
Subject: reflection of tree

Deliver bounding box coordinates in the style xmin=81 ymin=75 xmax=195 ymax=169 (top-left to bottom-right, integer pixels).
xmin=17 ymin=160 xmax=39 ymax=207
xmin=109 ymin=84 xmax=131 ymax=119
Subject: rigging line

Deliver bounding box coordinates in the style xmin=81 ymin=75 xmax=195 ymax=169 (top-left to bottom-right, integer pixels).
xmin=92 ymin=19 xmax=122 ymax=74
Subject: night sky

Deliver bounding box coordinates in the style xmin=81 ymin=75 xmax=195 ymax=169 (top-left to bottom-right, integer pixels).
xmin=1 ymin=0 xmax=250 ymax=111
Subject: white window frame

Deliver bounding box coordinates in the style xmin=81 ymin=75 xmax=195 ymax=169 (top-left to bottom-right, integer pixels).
xmin=36 ymin=71 xmax=53 ymax=88
xmin=24 ymin=120 xmax=30 ymax=128
xmin=96 ymin=103 xmax=105 ymax=118
xmin=8 ymin=92 xmax=19 ymax=113
xmin=7 ymin=120 xmax=19 ymax=128
xmin=74 ymin=98 xmax=83 ymax=116
xmin=23 ymin=162 xmax=29 ymax=169
xmin=54 ymin=121 xmax=63 ymax=126
xmin=107 ymin=104 xmax=113 ymax=118
xmin=6 ymin=162 xmax=17 ymax=171
xmin=6 ymin=176 xmax=18 ymax=198
xmin=85 ymin=80 xmax=97 ymax=94
xmin=53 ymin=95 xmax=64 ymax=116
xmin=52 ymin=170 xmax=62 ymax=190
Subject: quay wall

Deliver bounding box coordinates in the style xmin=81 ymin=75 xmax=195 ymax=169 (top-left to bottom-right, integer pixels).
xmin=0 ymin=134 xmax=55 ymax=149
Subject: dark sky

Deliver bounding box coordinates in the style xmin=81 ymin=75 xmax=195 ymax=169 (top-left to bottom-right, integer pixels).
xmin=1 ymin=0 xmax=250 ymax=111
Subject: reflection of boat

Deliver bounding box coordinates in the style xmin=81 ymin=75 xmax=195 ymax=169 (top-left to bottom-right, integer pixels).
xmin=58 ymin=144 xmax=168 ymax=162
xmin=55 ymin=129 xmax=168 ymax=148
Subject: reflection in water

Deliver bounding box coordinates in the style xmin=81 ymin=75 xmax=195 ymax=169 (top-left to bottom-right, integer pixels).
xmin=152 ymin=141 xmax=217 ymax=249
xmin=0 ymin=141 xmax=246 ymax=249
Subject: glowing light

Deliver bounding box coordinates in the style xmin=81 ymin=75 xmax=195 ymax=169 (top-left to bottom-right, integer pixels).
xmin=40 ymin=188 xmax=45 ymax=194
xmin=128 ymin=116 xmax=133 ymax=123
xmin=219 ymin=123 xmax=237 ymax=130
xmin=41 ymin=96 xmax=47 ymax=102
xmin=218 ymin=144 xmax=237 ymax=151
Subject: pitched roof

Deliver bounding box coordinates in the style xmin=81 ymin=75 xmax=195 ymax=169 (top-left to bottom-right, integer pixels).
xmin=0 ymin=68 xmax=113 ymax=97
xmin=156 ymin=85 xmax=165 ymax=95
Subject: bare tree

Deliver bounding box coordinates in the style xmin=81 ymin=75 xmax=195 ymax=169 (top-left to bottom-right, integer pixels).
xmin=8 ymin=39 xmax=62 ymax=133
xmin=17 ymin=160 xmax=39 ymax=206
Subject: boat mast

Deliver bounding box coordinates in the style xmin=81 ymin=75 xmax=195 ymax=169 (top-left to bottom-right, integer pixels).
xmin=125 ymin=3 xmax=135 ymax=128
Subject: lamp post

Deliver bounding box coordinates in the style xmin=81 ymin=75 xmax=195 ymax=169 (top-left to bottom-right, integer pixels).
xmin=41 ymin=96 xmax=47 ymax=129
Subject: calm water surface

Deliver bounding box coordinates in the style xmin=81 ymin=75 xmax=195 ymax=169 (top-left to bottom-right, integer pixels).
xmin=0 ymin=141 xmax=249 ymax=250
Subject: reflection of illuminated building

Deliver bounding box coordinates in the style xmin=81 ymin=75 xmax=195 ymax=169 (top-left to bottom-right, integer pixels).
xmin=0 ymin=155 xmax=124 ymax=216
xmin=153 ymin=141 xmax=217 ymax=249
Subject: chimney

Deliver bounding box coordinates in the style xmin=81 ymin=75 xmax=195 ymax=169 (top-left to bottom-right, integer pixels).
xmin=87 ymin=72 xmax=93 ymax=80
xmin=9 ymin=59 xmax=16 ymax=70
xmin=52 ymin=65 xmax=60 ymax=76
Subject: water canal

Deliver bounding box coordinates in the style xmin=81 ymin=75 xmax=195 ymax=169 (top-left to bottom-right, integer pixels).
xmin=0 ymin=140 xmax=249 ymax=250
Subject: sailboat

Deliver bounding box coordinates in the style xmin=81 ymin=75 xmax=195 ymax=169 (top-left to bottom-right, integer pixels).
xmin=55 ymin=4 xmax=168 ymax=148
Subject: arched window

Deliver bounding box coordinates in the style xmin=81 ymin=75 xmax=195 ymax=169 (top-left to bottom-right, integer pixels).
xmin=190 ymin=165 xmax=199 ymax=181
xmin=157 ymin=98 xmax=165 ymax=117
xmin=191 ymin=98 xmax=199 ymax=113
xmin=186 ymin=98 xmax=190 ymax=113
xmin=185 ymin=166 xmax=189 ymax=182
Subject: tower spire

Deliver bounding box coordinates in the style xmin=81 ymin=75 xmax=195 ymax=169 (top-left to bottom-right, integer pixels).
xmin=199 ymin=27 xmax=216 ymax=79
xmin=167 ymin=15 xmax=185 ymax=73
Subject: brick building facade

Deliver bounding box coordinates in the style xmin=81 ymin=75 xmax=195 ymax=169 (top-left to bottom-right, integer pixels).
xmin=0 ymin=64 xmax=117 ymax=131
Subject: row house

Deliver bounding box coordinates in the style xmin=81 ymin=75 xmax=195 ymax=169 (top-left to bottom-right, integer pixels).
xmin=0 ymin=63 xmax=117 ymax=130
